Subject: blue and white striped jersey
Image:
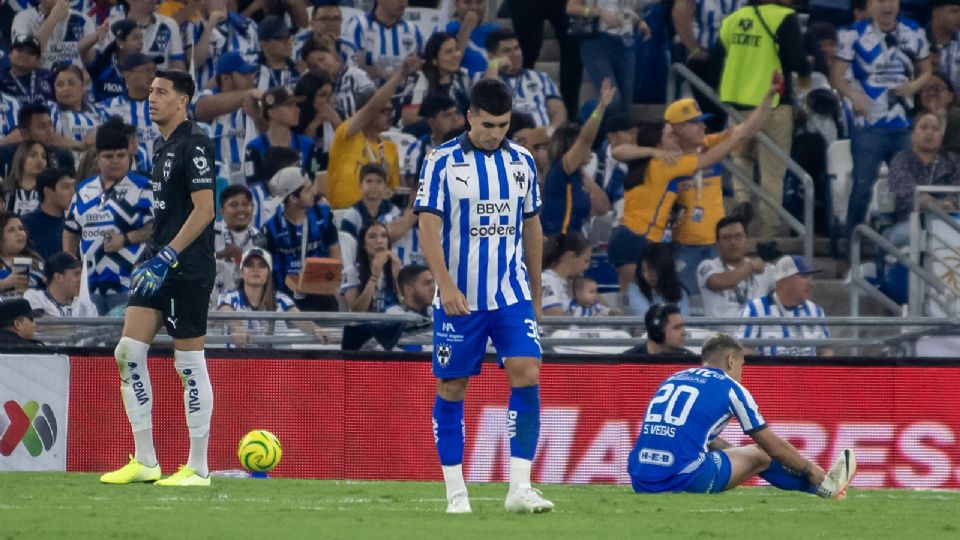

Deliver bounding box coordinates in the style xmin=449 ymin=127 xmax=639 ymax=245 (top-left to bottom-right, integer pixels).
xmin=498 ymin=70 xmax=561 ymax=128
xmin=936 ymin=33 xmax=960 ymax=94
xmin=340 ymin=199 xmax=401 ymax=238
xmin=51 ymin=103 xmax=101 ymax=147
xmin=294 ymin=30 xmax=356 ymax=66
xmin=629 ymin=366 xmax=766 ymax=490
xmin=97 ymin=95 xmax=161 ymax=159
xmin=195 ymin=87 xmax=253 ymax=173
xmin=105 ymin=8 xmax=186 ymax=68
xmin=249 ymin=183 xmax=281 ymax=231
xmin=414 ymin=134 xmax=541 ymax=311
xmin=64 ymin=173 xmax=154 ymax=293
xmin=0 ymin=93 xmax=21 ymax=136
xmin=693 ymin=0 xmax=746 ymax=50
xmin=403 ymin=133 xmax=435 ymax=182
xmin=393 ymin=224 xmax=423 ymax=267
xmin=217 ymin=288 xmax=296 ymax=337
xmin=261 ymin=203 xmax=340 ymax=295
xmin=256 ymin=57 xmax=301 ymax=91
xmin=343 ymin=12 xmax=424 ymax=79
xmin=738 ymin=292 xmax=830 ymax=356
xmin=184 ymin=13 xmax=260 ymax=90
xmin=568 ymin=300 xmax=610 ymax=317
xmin=836 ymin=17 xmax=930 ymax=129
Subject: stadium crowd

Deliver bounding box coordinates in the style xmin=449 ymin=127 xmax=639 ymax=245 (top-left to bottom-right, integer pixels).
xmin=0 ymin=0 xmax=951 ymax=354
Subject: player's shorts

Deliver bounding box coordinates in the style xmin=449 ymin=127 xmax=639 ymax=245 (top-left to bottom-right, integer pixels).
xmin=432 ymin=301 xmax=542 ymax=378
xmin=631 ymin=451 xmax=731 ymax=494
xmin=128 ymin=279 xmax=213 ymax=339
xmin=681 ymin=451 xmax=732 ymax=494
xmin=608 ymin=226 xmax=650 ymax=267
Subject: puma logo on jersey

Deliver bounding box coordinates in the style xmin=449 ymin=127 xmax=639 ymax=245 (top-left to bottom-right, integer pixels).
xmin=455 ymin=176 xmax=468 ymax=186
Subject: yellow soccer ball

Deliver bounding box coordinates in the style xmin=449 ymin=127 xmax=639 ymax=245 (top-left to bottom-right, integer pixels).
xmin=237 ymin=430 xmax=282 ymax=473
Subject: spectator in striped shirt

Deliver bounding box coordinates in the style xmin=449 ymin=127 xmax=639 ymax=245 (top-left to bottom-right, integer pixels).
xmin=302 ymin=38 xmax=376 ymax=120
xmin=104 ymin=0 xmax=187 ymax=70
xmin=213 ymin=185 xmax=264 ymax=308
xmin=243 ymin=87 xmax=315 ymax=186
xmin=0 ymin=103 xmax=77 ymax=182
xmin=12 ymin=0 xmax=100 ymax=69
xmin=256 ymin=15 xmax=300 ymax=91
xmin=97 ymin=53 xmax=162 ymax=158
xmin=184 ymin=2 xmax=260 ymax=90
xmin=294 ymin=0 xmax=354 ymax=68
xmin=194 ymin=51 xmax=264 ymax=176
xmin=87 ymin=18 xmax=145 ymax=102
xmin=50 ymin=64 xmax=101 ymax=157
xmin=343 ymin=0 xmax=424 ymax=83
xmin=568 ymin=276 xmax=615 ymax=317
xmin=484 ymin=28 xmax=567 ymax=130
xmin=400 ymin=32 xmax=471 ymax=127
xmin=403 ymin=93 xmax=463 ymax=188
xmin=2 ymin=141 xmax=48 ymax=216
xmin=294 ymin=71 xmax=340 ymax=173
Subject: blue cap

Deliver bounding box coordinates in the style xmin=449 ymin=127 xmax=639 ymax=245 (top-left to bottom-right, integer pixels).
xmin=120 ymin=52 xmax=163 ymax=72
xmin=774 ymin=255 xmax=822 ymax=281
xmin=258 ymin=15 xmax=291 ymax=41
xmin=216 ymin=52 xmax=259 ymax=75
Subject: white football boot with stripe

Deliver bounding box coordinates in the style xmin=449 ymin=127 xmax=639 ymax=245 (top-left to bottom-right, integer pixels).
xmin=817 ymin=449 xmax=857 ymax=500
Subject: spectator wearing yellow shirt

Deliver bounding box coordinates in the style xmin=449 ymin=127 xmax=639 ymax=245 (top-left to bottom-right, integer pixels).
xmin=609 ymin=90 xmax=775 ymax=295
xmin=327 ymin=53 xmax=423 ymax=209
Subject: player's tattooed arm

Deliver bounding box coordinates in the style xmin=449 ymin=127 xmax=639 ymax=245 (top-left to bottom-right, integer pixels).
xmin=708 ymin=437 xmax=733 ymax=451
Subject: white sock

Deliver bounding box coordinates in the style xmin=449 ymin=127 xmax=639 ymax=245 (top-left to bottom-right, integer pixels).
xmin=442 ymin=464 xmax=467 ymax=500
xmin=115 ymin=337 xmax=155 ymax=464
xmin=188 ymin=436 xmax=209 ymax=477
xmin=174 ymin=350 xmax=213 ymax=477
xmin=133 ymin=429 xmax=157 ymax=468
xmin=509 ymin=457 xmax=532 ymax=492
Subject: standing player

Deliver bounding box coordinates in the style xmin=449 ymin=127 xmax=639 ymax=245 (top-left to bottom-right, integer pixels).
xmin=415 ymin=78 xmax=551 ymax=514
xmin=99 ymin=69 xmax=218 ymax=487
xmin=629 ymin=333 xmax=857 ymax=498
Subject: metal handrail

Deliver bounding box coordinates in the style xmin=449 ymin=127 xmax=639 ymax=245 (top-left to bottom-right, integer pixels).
xmin=908 ymin=187 xmax=960 ymax=315
xmin=668 ymin=63 xmax=815 ymax=262
xmin=851 ymin=224 xmax=956 ymax=317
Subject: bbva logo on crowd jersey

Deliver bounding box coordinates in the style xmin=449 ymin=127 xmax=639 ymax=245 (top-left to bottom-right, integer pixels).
xmin=0 ymin=400 xmax=58 ymax=457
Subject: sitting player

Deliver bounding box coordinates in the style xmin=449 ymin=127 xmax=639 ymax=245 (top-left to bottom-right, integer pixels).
xmin=629 ymin=333 xmax=857 ymax=498
xmin=568 ymin=276 xmax=618 ymax=317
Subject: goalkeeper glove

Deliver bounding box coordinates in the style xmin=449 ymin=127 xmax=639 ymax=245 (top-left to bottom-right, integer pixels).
xmin=131 ymin=246 xmax=178 ymax=298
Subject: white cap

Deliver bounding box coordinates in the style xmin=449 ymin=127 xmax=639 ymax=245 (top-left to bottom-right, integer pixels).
xmin=268 ymin=166 xmax=308 ymax=199
xmin=240 ymin=247 xmax=273 ymax=271
xmin=773 ymin=255 xmax=822 ymax=282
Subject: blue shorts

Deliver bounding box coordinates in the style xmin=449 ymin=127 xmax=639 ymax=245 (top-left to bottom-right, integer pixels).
xmin=682 ymin=451 xmax=732 ymax=494
xmin=631 ymin=451 xmax=732 ymax=494
xmin=432 ymin=301 xmax=542 ymax=378
xmin=608 ymin=226 xmax=650 ymax=267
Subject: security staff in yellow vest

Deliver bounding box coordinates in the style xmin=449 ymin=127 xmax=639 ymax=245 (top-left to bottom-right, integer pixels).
xmin=713 ymin=0 xmax=809 ymax=244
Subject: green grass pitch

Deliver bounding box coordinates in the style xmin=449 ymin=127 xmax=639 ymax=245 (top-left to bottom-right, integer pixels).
xmin=1 ymin=473 xmax=959 ymax=539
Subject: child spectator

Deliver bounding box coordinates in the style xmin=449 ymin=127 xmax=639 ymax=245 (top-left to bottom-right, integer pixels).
xmin=214 ymin=184 xmax=264 ymax=304
xmin=339 ymin=163 xmax=402 ymax=239
xmin=568 ymin=276 xmax=615 ymax=317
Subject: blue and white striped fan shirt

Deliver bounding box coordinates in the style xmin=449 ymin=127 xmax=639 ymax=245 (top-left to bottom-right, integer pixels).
xmin=694 ymin=0 xmax=746 ymax=50
xmin=498 ymin=70 xmax=561 ymax=128
xmin=195 ymin=87 xmax=251 ymax=173
xmin=343 ymin=12 xmax=424 ymax=79
xmin=738 ymin=292 xmax=830 ymax=356
xmin=414 ymin=134 xmax=541 ymax=311
xmin=51 ymin=103 xmax=101 ymax=147
xmin=97 ymin=95 xmax=161 ymax=159
xmin=185 ymin=14 xmax=261 ymax=90
xmin=0 ymin=93 xmax=21 ymax=136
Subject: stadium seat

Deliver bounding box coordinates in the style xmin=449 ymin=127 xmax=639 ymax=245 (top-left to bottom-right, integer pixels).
xmin=332 ymin=208 xmax=350 ymax=230
xmin=827 ymin=139 xmax=852 ymax=224
xmin=548 ymin=328 xmax=633 ymax=355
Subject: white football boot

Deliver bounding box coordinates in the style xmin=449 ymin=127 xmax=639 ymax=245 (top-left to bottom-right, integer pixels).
xmin=504 ymin=487 xmax=554 ymax=513
xmin=446 ymin=491 xmax=472 ymax=514
xmin=817 ymin=448 xmax=858 ymax=499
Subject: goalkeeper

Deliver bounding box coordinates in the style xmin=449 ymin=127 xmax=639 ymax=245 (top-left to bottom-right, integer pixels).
xmin=99 ymin=69 xmax=217 ymax=487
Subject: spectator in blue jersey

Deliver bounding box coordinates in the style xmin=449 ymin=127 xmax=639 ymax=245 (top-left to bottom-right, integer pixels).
xmin=294 ymin=71 xmax=341 ymax=173
xmin=50 ymin=64 xmax=102 ymax=157
xmin=831 ymin=0 xmax=933 ymax=247
xmin=400 ymin=32 xmax=471 ymax=127
xmin=595 ymin=113 xmax=637 ymax=223
xmin=342 ymin=221 xmax=400 ymax=313
xmin=184 ymin=1 xmax=260 ymax=90
xmin=343 ymin=0 xmax=424 ymax=82
xmin=403 ymin=93 xmax=463 ymax=188
xmin=2 ymin=141 xmax=48 ymax=216
xmin=294 ymin=1 xmax=353 ymax=68
xmin=484 ymin=28 xmax=567 ymax=130
xmin=98 ymin=53 xmax=162 ymax=159
xmin=262 ymin=167 xmax=341 ymax=312
xmin=928 ymin=1 xmax=960 ymax=91
xmin=0 ymin=34 xmax=55 ymax=106
xmin=63 ymin=120 xmax=154 ymax=315
xmin=21 ymin=167 xmax=74 ymax=260
xmin=739 ymin=255 xmax=832 ymax=357
xmin=672 ymin=0 xmax=745 ymax=132
xmin=12 ymin=0 xmax=100 ymax=69
xmin=540 ymin=78 xmax=614 ymax=237
xmin=628 ymin=333 xmax=857 ymax=498
xmin=0 ymin=211 xmax=45 ymax=296
xmin=626 ymin=242 xmax=689 ymax=319
xmin=566 ymin=0 xmax=648 ymax=118
xmin=339 ymin=163 xmax=403 ymax=239
xmin=256 ymin=15 xmax=300 ymax=91
xmin=213 ymin=184 xmax=264 ymax=305
xmin=86 ymin=19 xmax=147 ymax=102
xmin=443 ymin=0 xmax=503 ymax=77
xmin=104 ymin=0 xmax=187 ymax=70
xmin=244 ymin=87 xmax=315 ymax=186
xmin=217 ymin=247 xmax=327 ymax=347
xmin=194 ymin=51 xmax=265 ymax=177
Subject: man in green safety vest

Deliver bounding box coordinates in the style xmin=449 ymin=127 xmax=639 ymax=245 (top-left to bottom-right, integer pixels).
xmin=714 ymin=0 xmax=810 ymax=245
